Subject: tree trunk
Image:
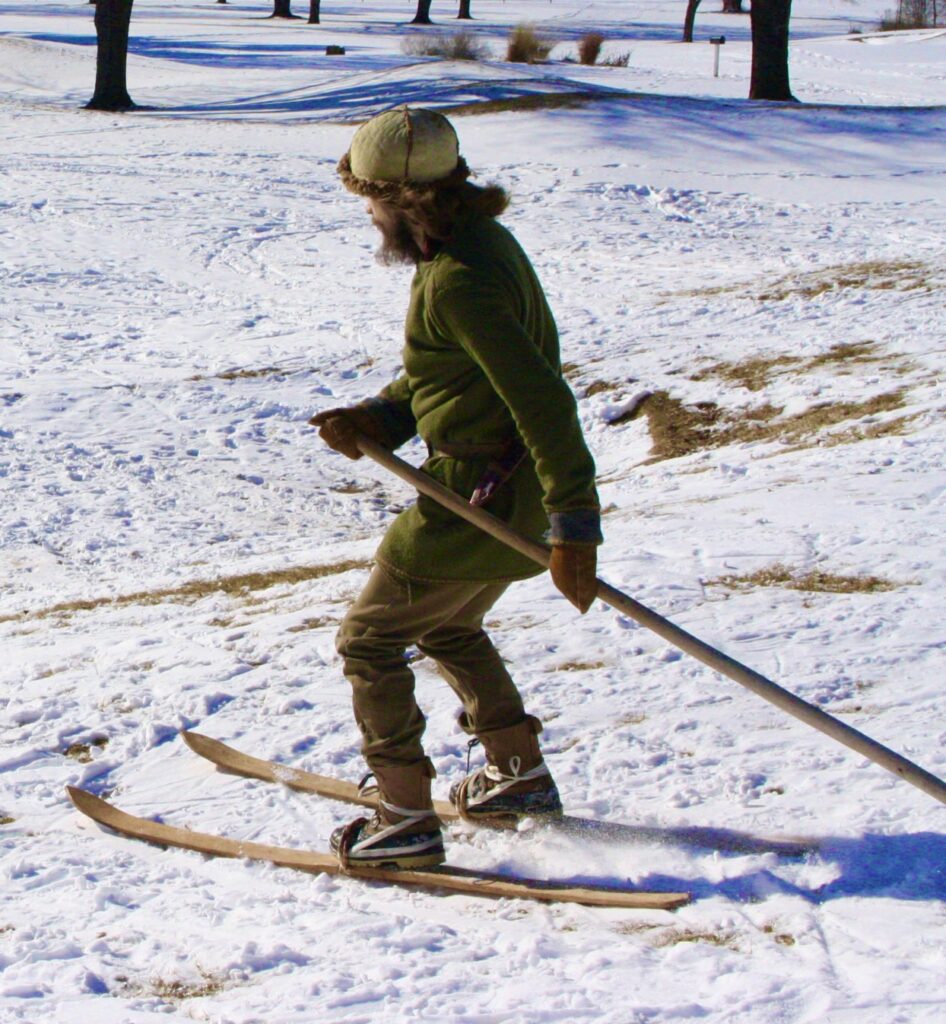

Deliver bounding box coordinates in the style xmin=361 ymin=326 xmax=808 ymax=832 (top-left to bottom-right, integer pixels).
xmin=749 ymin=0 xmax=797 ymax=102
xmin=682 ymin=0 xmax=702 ymax=43
xmin=86 ymin=0 xmax=134 ymax=111
xmin=271 ymin=0 xmax=297 ymax=17
xmin=308 ymin=0 xmax=320 ymax=23
xmin=411 ymin=0 xmax=433 ymax=25
xmin=721 ymin=0 xmax=744 ymax=12
xmin=457 ymin=0 xmax=472 ymax=19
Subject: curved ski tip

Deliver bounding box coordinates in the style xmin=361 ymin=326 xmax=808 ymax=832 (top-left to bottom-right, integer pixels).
xmin=180 ymin=730 xmax=212 ymax=753
xmin=66 ymin=785 xmax=102 ymax=814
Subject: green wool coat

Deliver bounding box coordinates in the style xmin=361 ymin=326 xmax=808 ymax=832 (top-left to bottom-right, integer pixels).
xmin=360 ymin=212 xmax=600 ymax=583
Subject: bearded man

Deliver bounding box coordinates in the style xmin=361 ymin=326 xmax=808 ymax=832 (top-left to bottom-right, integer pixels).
xmin=311 ymin=107 xmax=601 ymax=869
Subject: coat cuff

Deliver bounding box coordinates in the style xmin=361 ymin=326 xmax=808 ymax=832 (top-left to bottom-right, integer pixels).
xmin=357 ymin=397 xmax=417 ymax=450
xmin=547 ymin=508 xmax=602 ymax=546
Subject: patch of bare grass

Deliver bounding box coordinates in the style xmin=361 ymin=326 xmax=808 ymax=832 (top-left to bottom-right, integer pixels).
xmin=0 ymin=560 xmax=371 ymax=626
xmin=758 ymin=260 xmax=933 ymax=301
xmin=807 ymin=412 xmax=919 ymax=450
xmin=708 ymin=563 xmax=902 ymax=594
xmin=651 ymin=927 xmax=741 ymax=950
xmin=448 ymin=92 xmax=602 ymax=117
xmin=286 ymin=615 xmax=335 ymax=633
xmin=628 ymin=388 xmax=909 ymax=461
xmin=115 ymin=970 xmax=229 ymax=1002
xmin=189 ymin=365 xmax=285 ymax=382
xmin=631 ymin=391 xmax=723 ymax=460
xmin=667 ymin=259 xmax=937 ymax=303
xmin=691 ymin=342 xmax=889 ymax=392
xmin=761 ymin=924 xmax=797 ymax=946
xmin=805 ymin=341 xmax=883 ymax=370
xmin=0 ymin=817 xmax=14 ymax=826
xmin=557 ymin=660 xmax=607 ymax=672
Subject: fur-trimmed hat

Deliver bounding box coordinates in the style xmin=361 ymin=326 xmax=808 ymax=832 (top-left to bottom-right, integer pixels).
xmin=338 ymin=106 xmax=470 ymax=201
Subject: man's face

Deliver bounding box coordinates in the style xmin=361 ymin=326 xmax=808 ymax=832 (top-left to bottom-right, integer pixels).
xmin=366 ymin=197 xmax=421 ymax=266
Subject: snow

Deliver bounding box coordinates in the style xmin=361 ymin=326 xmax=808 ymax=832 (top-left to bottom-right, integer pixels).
xmin=1 ymin=1 xmax=945 ymax=1021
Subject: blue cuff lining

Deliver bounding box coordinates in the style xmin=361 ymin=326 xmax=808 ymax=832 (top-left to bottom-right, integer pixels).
xmin=547 ymin=508 xmax=602 ymax=545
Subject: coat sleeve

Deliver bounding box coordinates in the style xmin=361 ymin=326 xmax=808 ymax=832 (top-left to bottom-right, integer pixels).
xmin=430 ymin=279 xmax=601 ymax=544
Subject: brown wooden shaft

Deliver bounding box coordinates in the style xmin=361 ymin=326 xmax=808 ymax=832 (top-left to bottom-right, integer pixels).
xmin=357 ymin=437 xmax=946 ymax=808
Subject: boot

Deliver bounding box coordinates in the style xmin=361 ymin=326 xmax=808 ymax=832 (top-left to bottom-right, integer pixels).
xmin=450 ymin=715 xmax=563 ymax=827
xmin=330 ymin=760 xmax=445 ymax=870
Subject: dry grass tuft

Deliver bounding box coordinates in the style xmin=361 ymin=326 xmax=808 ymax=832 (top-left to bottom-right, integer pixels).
xmin=0 ymin=817 xmax=14 ymax=826
xmin=762 ymin=924 xmax=797 ymax=946
xmin=403 ymin=30 xmax=491 ymax=61
xmin=64 ymin=738 xmax=109 ymax=763
xmin=0 ymin=560 xmax=371 ymax=626
xmin=577 ymin=32 xmax=605 ymax=65
xmin=708 ymin=563 xmax=902 ymax=594
xmin=506 ymin=24 xmax=555 ymax=63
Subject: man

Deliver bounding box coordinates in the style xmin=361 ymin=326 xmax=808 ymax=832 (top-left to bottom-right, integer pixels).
xmin=311 ymin=107 xmax=601 ymax=870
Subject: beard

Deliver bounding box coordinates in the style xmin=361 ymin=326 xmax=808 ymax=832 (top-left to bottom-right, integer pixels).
xmin=373 ymin=210 xmax=423 ymax=266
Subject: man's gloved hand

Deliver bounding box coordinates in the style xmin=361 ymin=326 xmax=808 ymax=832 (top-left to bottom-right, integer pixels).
xmin=549 ymin=543 xmax=598 ymax=614
xmin=309 ymin=406 xmax=385 ymax=461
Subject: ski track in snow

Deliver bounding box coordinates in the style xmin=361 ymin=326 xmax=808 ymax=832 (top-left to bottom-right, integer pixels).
xmin=1 ymin=2 xmax=945 ymax=1022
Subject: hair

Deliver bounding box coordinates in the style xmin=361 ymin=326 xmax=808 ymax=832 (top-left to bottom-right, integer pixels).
xmin=337 ymin=152 xmax=510 ymax=241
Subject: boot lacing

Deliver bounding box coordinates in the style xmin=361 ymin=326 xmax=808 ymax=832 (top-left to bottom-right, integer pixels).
xmin=454 ymin=755 xmax=551 ymax=822
xmin=337 ymin=773 xmax=439 ymax=868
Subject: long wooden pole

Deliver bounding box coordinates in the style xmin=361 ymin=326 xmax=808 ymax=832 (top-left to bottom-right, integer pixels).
xmin=357 ymin=437 xmax=946 ymax=808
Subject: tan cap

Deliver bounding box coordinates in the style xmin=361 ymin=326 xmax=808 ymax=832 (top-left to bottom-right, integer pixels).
xmin=348 ymin=107 xmax=460 ymax=185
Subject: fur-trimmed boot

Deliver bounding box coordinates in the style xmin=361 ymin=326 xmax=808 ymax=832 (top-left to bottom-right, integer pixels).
xmin=450 ymin=715 xmax=563 ymax=827
xmin=330 ymin=760 xmax=445 ymax=870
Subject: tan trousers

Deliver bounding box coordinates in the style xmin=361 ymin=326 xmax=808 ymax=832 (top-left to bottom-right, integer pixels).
xmin=335 ymin=564 xmax=527 ymax=770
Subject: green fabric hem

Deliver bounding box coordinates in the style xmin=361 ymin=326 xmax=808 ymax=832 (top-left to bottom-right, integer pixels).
xmin=375 ymin=555 xmax=543 ymax=586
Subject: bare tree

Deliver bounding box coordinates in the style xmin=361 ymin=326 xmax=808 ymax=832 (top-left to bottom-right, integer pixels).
xmin=749 ymin=0 xmax=797 ymax=101
xmin=86 ymin=0 xmax=135 ymax=111
xmin=308 ymin=0 xmax=321 ymax=23
xmin=411 ymin=0 xmax=434 ymax=25
xmin=721 ymin=1 xmax=744 ymax=12
xmin=270 ymin=0 xmax=300 ymax=18
xmin=457 ymin=0 xmax=473 ymax=19
xmin=682 ymin=0 xmax=702 ymax=42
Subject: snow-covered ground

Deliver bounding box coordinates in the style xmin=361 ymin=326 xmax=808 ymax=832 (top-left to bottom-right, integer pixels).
xmin=2 ymin=2 xmax=945 ymax=1021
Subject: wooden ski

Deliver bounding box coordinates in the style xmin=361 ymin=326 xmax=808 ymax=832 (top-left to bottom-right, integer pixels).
xmin=67 ymin=787 xmax=690 ymax=911
xmin=182 ymin=729 xmax=461 ymax=821
xmin=182 ymin=731 xmax=820 ymax=857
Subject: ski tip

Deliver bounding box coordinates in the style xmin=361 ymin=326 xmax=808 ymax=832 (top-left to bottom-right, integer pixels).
xmin=180 ymin=730 xmax=211 ymax=753
xmin=66 ymin=785 xmax=101 ymax=814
